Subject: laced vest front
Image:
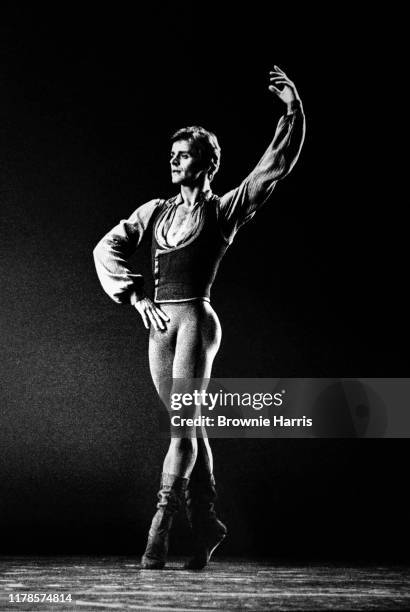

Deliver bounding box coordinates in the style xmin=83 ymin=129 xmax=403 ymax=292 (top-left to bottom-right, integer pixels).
xmin=151 ymin=196 xmax=229 ymax=302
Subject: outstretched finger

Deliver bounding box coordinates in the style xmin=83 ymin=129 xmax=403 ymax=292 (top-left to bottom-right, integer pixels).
xmin=155 ymin=306 xmax=170 ymax=322
xmin=149 ymin=307 xmax=166 ymax=331
xmin=139 ymin=308 xmax=150 ymax=329
xmin=268 ymin=85 xmax=282 ymax=94
xmin=269 ymin=74 xmax=292 ymax=83
xmin=269 ymin=78 xmax=293 ymax=87
xmin=271 ymin=72 xmax=289 ymax=82
xmin=274 ymin=65 xmax=286 ymax=74
xmin=147 ymin=309 xmax=161 ymax=331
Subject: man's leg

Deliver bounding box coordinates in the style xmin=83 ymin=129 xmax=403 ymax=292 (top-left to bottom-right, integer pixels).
xmin=167 ymin=302 xmax=226 ymax=569
xmin=141 ymin=312 xmax=184 ymax=569
xmin=196 ymin=434 xmax=213 ymax=476
xmin=166 ymin=301 xmax=221 ymax=472
xmin=141 ymin=302 xmax=220 ymax=568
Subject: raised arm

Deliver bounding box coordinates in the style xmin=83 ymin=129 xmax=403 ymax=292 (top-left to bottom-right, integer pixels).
xmin=218 ymin=66 xmax=306 ymax=241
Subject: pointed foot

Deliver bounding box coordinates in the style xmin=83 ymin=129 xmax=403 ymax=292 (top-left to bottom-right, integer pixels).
xmin=184 ymin=530 xmax=227 ymax=570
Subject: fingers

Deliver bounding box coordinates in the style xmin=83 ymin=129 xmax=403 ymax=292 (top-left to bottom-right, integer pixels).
xmin=149 ymin=305 xmax=170 ymax=331
xmin=139 ymin=308 xmax=150 ymax=330
xmin=134 ymin=298 xmax=170 ymax=332
xmin=155 ymin=306 xmax=170 ymax=323
xmin=270 ymin=72 xmax=286 ymax=80
xmin=270 ymin=66 xmax=292 ymax=85
xmin=268 ymin=79 xmax=290 ymax=95
xmin=271 ymin=65 xmax=286 ymax=75
xmin=147 ymin=305 xmax=166 ymax=331
xmin=268 ymin=71 xmax=295 ymax=96
xmin=269 ymin=74 xmax=293 ymax=85
xmin=269 ymin=72 xmax=285 ymax=81
xmin=270 ymin=79 xmax=293 ymax=88
xmin=268 ymin=67 xmax=298 ymax=102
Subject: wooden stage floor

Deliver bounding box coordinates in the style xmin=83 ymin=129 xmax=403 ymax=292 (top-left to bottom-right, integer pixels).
xmin=0 ymin=557 xmax=409 ymax=610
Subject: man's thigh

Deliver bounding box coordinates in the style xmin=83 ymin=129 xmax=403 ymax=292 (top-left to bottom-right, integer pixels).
xmin=148 ymin=324 xmax=176 ymax=405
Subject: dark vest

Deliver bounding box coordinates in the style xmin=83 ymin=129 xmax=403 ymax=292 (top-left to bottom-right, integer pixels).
xmin=151 ymin=196 xmax=229 ymax=302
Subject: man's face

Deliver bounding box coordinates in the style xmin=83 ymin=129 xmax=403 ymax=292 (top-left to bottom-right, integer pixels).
xmin=170 ymin=140 xmax=205 ymax=186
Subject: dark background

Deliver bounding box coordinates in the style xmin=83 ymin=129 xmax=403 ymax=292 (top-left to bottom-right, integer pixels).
xmin=1 ymin=5 xmax=407 ymax=560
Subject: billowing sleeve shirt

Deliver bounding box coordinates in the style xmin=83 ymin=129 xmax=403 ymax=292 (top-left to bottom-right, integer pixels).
xmin=93 ymin=100 xmax=305 ymax=304
xmin=93 ymin=199 xmax=161 ymax=304
xmin=217 ymin=99 xmax=305 ymax=241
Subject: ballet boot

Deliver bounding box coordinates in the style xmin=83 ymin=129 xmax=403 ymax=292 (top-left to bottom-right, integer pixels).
xmin=184 ymin=474 xmax=227 ymax=570
xmin=141 ymin=473 xmax=189 ymax=569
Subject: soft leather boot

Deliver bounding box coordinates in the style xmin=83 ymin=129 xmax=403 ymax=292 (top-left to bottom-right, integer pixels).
xmin=141 ymin=473 xmax=189 ymax=569
xmin=184 ymin=474 xmax=227 ymax=570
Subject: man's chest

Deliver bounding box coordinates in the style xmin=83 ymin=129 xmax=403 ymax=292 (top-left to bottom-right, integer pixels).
xmin=166 ymin=206 xmax=199 ymax=247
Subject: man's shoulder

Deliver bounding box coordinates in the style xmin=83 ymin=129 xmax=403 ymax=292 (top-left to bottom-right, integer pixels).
xmin=162 ymin=195 xmax=179 ymax=206
xmin=126 ymin=198 xmax=165 ymax=223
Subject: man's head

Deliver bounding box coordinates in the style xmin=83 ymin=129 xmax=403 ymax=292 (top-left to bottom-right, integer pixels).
xmin=170 ymin=126 xmax=221 ymax=186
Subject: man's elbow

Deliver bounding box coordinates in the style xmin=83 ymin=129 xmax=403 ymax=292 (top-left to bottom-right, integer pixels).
xmin=93 ymin=239 xmax=106 ymax=264
xmin=277 ymin=155 xmax=301 ymax=181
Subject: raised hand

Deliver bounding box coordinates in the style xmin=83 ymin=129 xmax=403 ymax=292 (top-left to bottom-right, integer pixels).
xmin=268 ymin=65 xmax=301 ymax=107
xmin=132 ymin=295 xmax=170 ymax=331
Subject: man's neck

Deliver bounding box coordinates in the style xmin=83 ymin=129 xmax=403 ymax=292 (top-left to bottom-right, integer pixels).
xmin=180 ymin=179 xmax=211 ymax=208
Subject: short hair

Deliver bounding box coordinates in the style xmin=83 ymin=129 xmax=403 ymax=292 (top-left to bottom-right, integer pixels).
xmin=171 ymin=126 xmax=221 ymax=182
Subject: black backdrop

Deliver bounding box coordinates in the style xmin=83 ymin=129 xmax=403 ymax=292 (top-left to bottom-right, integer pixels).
xmin=1 ymin=5 xmax=408 ymax=560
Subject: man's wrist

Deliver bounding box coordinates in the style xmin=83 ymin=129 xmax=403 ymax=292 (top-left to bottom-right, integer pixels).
xmin=286 ymin=98 xmax=302 ymax=115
